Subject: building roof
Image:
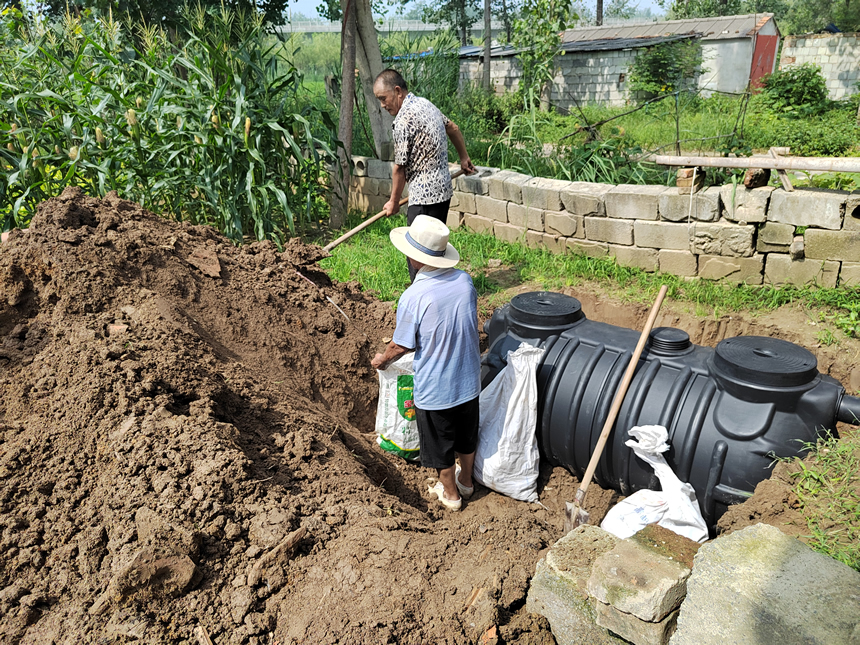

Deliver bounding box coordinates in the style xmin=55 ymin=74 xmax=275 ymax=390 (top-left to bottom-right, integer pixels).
xmin=562 ymin=13 xmax=777 ymax=43
xmin=458 ymin=33 xmax=698 ymax=58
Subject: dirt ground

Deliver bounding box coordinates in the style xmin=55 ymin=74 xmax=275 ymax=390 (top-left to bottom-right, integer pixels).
xmin=1 ymin=188 xmax=857 ymax=643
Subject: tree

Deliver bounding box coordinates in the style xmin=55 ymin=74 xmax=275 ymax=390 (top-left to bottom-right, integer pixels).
xmin=492 ymin=0 xmax=520 ymax=43
xmin=332 ymin=0 xmax=357 ymax=228
xmin=422 ymin=0 xmax=482 ymax=46
xmin=511 ymin=0 xmax=572 ymax=105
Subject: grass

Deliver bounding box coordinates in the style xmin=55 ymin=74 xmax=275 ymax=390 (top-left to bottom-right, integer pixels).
xmin=318 ymin=213 xmax=860 ymax=341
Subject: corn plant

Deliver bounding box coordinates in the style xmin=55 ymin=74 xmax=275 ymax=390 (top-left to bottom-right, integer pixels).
xmin=0 ymin=5 xmax=337 ymax=245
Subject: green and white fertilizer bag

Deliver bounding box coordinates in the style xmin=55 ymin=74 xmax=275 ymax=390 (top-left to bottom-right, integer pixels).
xmin=375 ymin=352 xmax=419 ymax=460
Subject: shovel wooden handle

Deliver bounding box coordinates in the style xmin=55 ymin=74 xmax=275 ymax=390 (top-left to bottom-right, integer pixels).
xmin=323 ymin=168 xmax=467 ymax=252
xmin=575 ymin=284 xmax=669 ymax=503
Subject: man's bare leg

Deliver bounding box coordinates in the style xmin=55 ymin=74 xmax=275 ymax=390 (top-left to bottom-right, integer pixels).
xmin=437 ymin=465 xmax=461 ymax=501
xmin=457 ymin=451 xmax=475 ymax=489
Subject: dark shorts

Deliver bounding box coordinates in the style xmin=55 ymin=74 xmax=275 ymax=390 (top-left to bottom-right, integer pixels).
xmin=416 ymin=397 xmax=480 ymax=470
xmin=406 ymin=199 xmax=451 ymax=282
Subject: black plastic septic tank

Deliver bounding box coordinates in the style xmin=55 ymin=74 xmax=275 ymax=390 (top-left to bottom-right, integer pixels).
xmin=482 ymin=291 xmax=860 ymax=532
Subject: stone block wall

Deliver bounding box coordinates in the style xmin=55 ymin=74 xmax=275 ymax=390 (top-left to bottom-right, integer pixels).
xmin=349 ymin=156 xmax=860 ymax=287
xmin=780 ymin=32 xmax=860 ymax=100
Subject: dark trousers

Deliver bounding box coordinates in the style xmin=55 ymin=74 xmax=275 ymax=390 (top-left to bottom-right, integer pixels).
xmin=406 ymin=199 xmax=451 ymax=282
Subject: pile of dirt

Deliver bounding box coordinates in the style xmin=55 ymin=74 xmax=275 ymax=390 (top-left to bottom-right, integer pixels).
xmin=0 ymin=188 xmax=614 ymax=644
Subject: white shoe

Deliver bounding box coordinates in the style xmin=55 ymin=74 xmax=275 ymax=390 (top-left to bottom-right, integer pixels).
xmin=428 ymin=481 xmax=462 ymax=511
xmin=455 ymin=464 xmax=474 ymax=500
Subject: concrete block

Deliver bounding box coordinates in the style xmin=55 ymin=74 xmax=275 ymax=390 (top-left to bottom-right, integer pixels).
xmin=349 ymin=176 xmax=379 ymax=196
xmin=757 ymin=240 xmax=790 ymax=253
xmin=567 ymin=238 xmax=610 ymax=257
xmin=720 ymin=185 xmax=774 ymax=223
xmin=366 ymin=158 xmax=392 ymax=179
xmin=698 ymin=254 xmax=764 ymax=284
xmin=560 ymin=182 xmax=613 ymax=217
xmin=839 ymin=262 xmax=860 ymax=286
xmin=670 ymin=524 xmax=860 ymax=645
xmin=595 ymin=603 xmax=679 ymax=645
xmin=689 ymin=222 xmax=755 ymax=258
xmin=586 ymin=217 xmax=634 ymax=245
xmin=588 ymin=538 xmax=691 ymax=622
xmin=454 ymin=173 xmax=489 ymax=195
xmin=605 ymin=184 xmax=664 ymax=220
xmin=768 ymin=187 xmax=846 ymax=230
xmin=475 ymin=195 xmax=508 ymax=222
xmin=634 ymin=221 xmax=693 ymax=251
xmin=508 ymin=203 xmax=527 ymax=228
xmin=804 ymin=229 xmax=860 ymax=261
xmin=446 ymin=210 xmax=463 ymax=230
xmin=660 ymin=186 xmax=721 ymax=222
xmin=487 ymin=169 xmax=519 ymax=200
xmin=759 ymin=221 xmax=794 ymax=245
xmin=523 ymin=177 xmax=568 ymax=211
xmin=494 ymin=221 xmax=526 ymax=243
xmin=464 ymin=214 xmax=494 ymax=235
xmin=526 ymin=230 xmax=564 ymax=253
xmin=545 ymin=210 xmax=579 ymax=237
xmin=376 ymin=178 xmax=392 ymax=197
xmin=609 ymin=245 xmax=658 ymax=271
xmin=528 ymin=207 xmax=545 ymax=231
xmin=503 ymin=172 xmax=533 ymax=204
xmin=453 ymin=191 xmax=477 ymax=214
xmin=764 ymin=254 xmax=840 ymax=288
xmin=351 ymin=155 xmax=371 ymax=177
xmin=526 ymin=525 xmax=625 ymax=645
xmin=659 ymin=250 xmax=698 ymax=277
xmin=843 ymin=193 xmax=860 ymax=230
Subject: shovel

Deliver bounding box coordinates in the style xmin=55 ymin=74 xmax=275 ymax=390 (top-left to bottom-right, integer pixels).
xmin=564 ymin=284 xmax=669 ymax=533
xmin=323 ymin=168 xmax=467 ymax=252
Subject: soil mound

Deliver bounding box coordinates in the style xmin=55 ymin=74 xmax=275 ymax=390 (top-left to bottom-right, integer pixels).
xmin=0 ymin=188 xmax=593 ymax=644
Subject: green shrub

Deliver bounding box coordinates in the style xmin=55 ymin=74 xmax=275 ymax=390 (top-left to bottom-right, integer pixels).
xmin=758 ymin=63 xmax=831 ymax=117
xmin=744 ymin=109 xmax=859 ymax=156
xmin=627 ymin=39 xmax=705 ymax=101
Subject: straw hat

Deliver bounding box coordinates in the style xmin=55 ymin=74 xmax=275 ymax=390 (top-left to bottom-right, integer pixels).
xmin=390 ymin=215 xmax=460 ymax=268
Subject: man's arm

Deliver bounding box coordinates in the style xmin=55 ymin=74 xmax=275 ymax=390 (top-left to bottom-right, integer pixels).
xmin=382 ymin=163 xmax=407 ymax=216
xmin=371 ymin=340 xmax=411 ymax=371
xmin=445 ymin=120 xmax=477 ymax=175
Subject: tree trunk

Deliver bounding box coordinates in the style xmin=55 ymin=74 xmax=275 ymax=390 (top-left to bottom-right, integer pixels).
xmin=483 ymin=0 xmax=491 ymax=90
xmin=597 ymin=0 xmax=603 ymax=25
xmin=332 ymin=0 xmax=356 ymax=230
xmin=354 ymin=0 xmax=393 ymax=159
xmin=503 ymin=0 xmax=512 ymax=42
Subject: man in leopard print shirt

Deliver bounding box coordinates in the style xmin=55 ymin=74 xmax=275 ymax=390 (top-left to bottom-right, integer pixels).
xmin=374 ymin=69 xmax=476 ymax=278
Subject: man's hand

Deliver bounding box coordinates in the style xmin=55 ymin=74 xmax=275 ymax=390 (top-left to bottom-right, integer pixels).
xmin=371 ymin=341 xmax=410 ymax=371
xmin=382 ymin=199 xmax=400 ymax=217
xmin=371 ymin=352 xmax=389 ymax=370
xmin=460 ymin=157 xmax=477 ymax=175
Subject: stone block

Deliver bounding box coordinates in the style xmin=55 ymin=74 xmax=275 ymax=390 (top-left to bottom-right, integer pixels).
xmin=588 ymin=538 xmax=691 ymax=622
xmin=764 ymin=254 xmax=840 ymax=288
xmin=526 ymin=230 xmax=564 ymax=253
xmin=659 ymin=250 xmax=698 ymax=277
xmin=494 ymin=221 xmax=526 ymax=243
xmin=560 ymin=182 xmax=613 ymax=217
xmin=508 ymin=203 xmax=527 ymax=228
xmin=586 ymin=217 xmax=634 ymax=245
xmin=351 ymin=155 xmax=371 ymax=177
xmin=670 ymin=524 xmax=860 ymax=645
xmin=454 ymin=173 xmax=489 ymax=195
xmin=757 ymin=240 xmax=790 ymax=253
xmin=545 ymin=210 xmax=580 ymax=237
xmin=768 ymin=188 xmax=846 ymax=230
xmin=698 ymin=255 xmax=764 ymax=284
xmin=634 ymin=221 xmax=693 ymax=251
xmin=487 ymin=170 xmax=519 ymax=200
xmin=804 ymin=229 xmax=860 ymax=261
xmin=523 ymin=177 xmax=568 ymax=211
xmin=526 ymin=525 xmax=625 ymax=645
xmin=609 ymin=245 xmax=658 ymax=272
xmin=595 ymin=603 xmax=679 ymax=645
xmin=453 ymin=191 xmax=477 ymax=214
xmin=720 ymin=185 xmax=774 ymax=223
xmin=843 ymin=192 xmax=860 ymax=230
xmin=446 ymin=210 xmax=463 ymax=230
xmin=503 ymin=172 xmax=533 ymax=204
xmin=376 ymin=179 xmax=392 ymax=197
xmin=528 ymin=207 xmax=545 ymax=231
xmin=475 ymin=195 xmax=508 ymax=222
xmin=689 ymin=222 xmax=755 ymax=258
xmin=759 ymin=221 xmax=794 ymax=246
xmin=464 ymin=214 xmax=494 ymax=235
xmin=567 ymin=238 xmax=610 ymax=257
xmin=605 ymin=184 xmax=664 ymax=220
xmin=366 ymin=158 xmax=392 ymax=179
xmin=840 ymin=262 xmax=860 ymax=286
xmin=660 ymin=186 xmax=721 ymax=222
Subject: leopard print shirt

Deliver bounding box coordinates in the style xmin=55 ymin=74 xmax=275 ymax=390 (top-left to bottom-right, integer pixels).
xmin=393 ymin=93 xmax=452 ymax=205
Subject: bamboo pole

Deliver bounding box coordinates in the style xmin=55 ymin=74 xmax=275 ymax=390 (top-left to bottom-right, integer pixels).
xmin=654 ymin=155 xmax=860 ymax=173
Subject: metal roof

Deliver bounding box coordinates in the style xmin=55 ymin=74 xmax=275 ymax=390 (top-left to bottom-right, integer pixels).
xmin=458 ymin=33 xmax=698 ymax=58
xmin=562 ymin=13 xmax=776 ymax=43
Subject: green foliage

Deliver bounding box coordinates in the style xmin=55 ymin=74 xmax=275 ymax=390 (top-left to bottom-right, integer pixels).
xmin=511 ymin=0 xmax=571 ymax=102
xmin=0 ymin=6 xmax=336 ymax=243
xmin=380 ymin=31 xmax=461 ymax=111
xmin=420 ymin=0 xmax=481 ymax=45
xmin=275 ymin=32 xmax=340 ymax=82
xmin=744 ymin=108 xmax=859 ymax=156
xmin=758 ymin=63 xmax=830 ymax=117
xmin=627 ymin=39 xmax=705 ymax=100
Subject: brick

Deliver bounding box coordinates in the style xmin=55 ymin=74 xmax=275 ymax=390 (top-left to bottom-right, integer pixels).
xmin=454 ymin=174 xmax=489 ymax=195
xmin=528 ymin=208 xmax=545 ymax=231
xmin=595 ymin=603 xmax=679 ymax=645
xmin=609 ymin=245 xmax=658 ymax=271
xmin=689 ymin=222 xmax=755 ymax=257
xmin=759 ymin=221 xmax=794 ymax=245
xmin=840 ymin=262 xmax=860 ymax=286
xmin=605 ymin=184 xmax=663 ymax=220
xmin=487 ymin=170 xmax=519 ymax=200
xmin=503 ymin=172 xmax=533 ymax=204
xmin=804 ymin=229 xmax=860 ymax=262
xmin=566 ymin=239 xmax=609 ymax=257
xmin=659 ymin=250 xmax=697 ymax=277
xmin=494 ymin=221 xmax=526 ymax=243
xmin=659 ymin=186 xmax=722 ymax=223
xmin=464 ymin=214 xmax=494 ymax=234
xmin=560 ymin=182 xmax=613 ymax=216
xmin=698 ymin=254 xmax=764 ymax=284
xmin=108 ymin=324 xmax=129 ymax=336
xmin=522 ymin=177 xmax=568 ymax=211
xmin=768 ymin=188 xmax=846 ymax=230
xmin=453 ymin=191 xmax=477 ymax=214
xmin=586 ymin=217 xmax=634 ymax=245
xmin=634 ymin=221 xmax=693 ymax=250
xmin=446 ymin=210 xmax=463 ymax=230
xmin=365 ymin=158 xmax=392 ymax=179
xmin=475 ymin=195 xmax=507 ymax=222
xmin=764 ymin=254 xmax=840 ymax=288
xmin=719 ymin=185 xmax=774 ymax=223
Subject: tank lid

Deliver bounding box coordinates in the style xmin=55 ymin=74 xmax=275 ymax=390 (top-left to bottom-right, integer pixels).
xmin=649 ymin=327 xmax=691 ymax=354
xmin=713 ymin=336 xmax=818 ymax=387
xmin=509 ymin=292 xmax=584 ymax=328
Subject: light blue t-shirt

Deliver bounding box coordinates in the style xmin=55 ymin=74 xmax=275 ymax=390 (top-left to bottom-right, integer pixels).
xmin=392 ymin=267 xmax=481 ymax=410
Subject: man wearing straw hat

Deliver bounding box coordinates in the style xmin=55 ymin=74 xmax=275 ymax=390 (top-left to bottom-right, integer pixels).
xmin=371 ymin=216 xmax=480 ymax=511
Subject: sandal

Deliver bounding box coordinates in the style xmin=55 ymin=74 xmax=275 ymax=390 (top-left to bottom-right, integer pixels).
xmin=455 ymin=464 xmax=474 ymax=500
xmin=428 ymin=481 xmax=462 ymax=511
